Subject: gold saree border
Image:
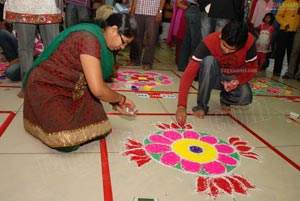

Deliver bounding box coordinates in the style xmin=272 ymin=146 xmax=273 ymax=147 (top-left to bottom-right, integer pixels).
xmin=24 ymin=118 xmax=112 ymax=148
xmin=6 ymin=11 xmax=62 ymax=24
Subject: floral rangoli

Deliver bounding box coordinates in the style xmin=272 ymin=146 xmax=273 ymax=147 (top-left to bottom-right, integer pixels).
xmin=251 ymin=78 xmax=293 ymax=95
xmin=123 ymin=122 xmax=259 ymax=198
xmin=116 ymin=70 xmax=172 ymax=87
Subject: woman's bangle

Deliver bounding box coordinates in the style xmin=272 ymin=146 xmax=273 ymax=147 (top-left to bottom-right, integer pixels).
xmin=119 ymin=95 xmax=126 ymax=105
xmin=109 ymin=95 xmax=126 ymax=109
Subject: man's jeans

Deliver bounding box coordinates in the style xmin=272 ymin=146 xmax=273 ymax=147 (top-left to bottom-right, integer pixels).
xmin=177 ymin=5 xmax=202 ymax=71
xmin=129 ymin=14 xmax=159 ymax=67
xmin=192 ymin=56 xmax=253 ymax=113
xmin=0 ymin=29 xmax=18 ymax=62
xmin=65 ymin=4 xmax=91 ymax=28
xmin=15 ymin=23 xmax=59 ymax=80
xmin=5 ymin=63 xmax=21 ymax=81
xmin=200 ymin=11 xmax=229 ymax=40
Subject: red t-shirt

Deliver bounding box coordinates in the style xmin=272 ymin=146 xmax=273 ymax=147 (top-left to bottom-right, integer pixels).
xmin=178 ymin=31 xmax=258 ymax=107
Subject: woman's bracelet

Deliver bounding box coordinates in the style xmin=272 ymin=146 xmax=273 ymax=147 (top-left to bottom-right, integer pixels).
xmin=119 ymin=95 xmax=126 ymax=105
xmin=110 ymin=95 xmax=126 ymax=109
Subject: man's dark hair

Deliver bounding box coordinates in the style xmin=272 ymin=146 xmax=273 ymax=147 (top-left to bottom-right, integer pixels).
xmin=221 ymin=20 xmax=249 ymax=50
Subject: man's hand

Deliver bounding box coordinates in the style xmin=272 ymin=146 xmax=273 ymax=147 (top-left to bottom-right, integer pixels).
xmin=176 ymin=106 xmax=187 ymax=126
xmin=221 ymin=80 xmax=239 ymax=92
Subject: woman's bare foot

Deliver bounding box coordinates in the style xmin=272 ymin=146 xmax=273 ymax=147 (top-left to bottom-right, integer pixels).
xmin=221 ymin=105 xmax=231 ymax=113
xmin=17 ymin=90 xmax=24 ymax=98
xmin=193 ymin=109 xmax=205 ymax=119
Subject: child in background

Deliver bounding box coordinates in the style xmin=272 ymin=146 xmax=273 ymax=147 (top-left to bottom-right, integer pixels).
xmin=255 ymin=13 xmax=275 ymax=70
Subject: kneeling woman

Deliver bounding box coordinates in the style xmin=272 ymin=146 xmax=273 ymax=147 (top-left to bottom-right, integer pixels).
xmin=23 ymin=13 xmax=137 ymax=152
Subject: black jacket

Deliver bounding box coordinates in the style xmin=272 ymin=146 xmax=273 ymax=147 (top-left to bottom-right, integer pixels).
xmin=208 ymin=0 xmax=242 ymax=20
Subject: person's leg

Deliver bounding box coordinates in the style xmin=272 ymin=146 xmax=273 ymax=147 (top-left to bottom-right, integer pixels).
xmin=129 ymin=14 xmax=144 ymax=65
xmin=189 ymin=6 xmax=202 ymax=55
xmin=177 ymin=7 xmax=192 ymax=71
xmin=175 ymin=38 xmax=182 ymax=65
xmin=14 ymin=23 xmax=36 ymax=80
xmin=286 ymin=31 xmax=295 ymax=66
xmin=0 ymin=29 xmax=18 ymax=62
xmin=192 ymin=56 xmax=222 ymax=114
xmin=199 ymin=11 xmax=212 ymax=40
xmin=142 ymin=15 xmax=159 ymax=68
xmin=285 ymin=29 xmax=300 ymax=78
xmin=256 ymin=52 xmax=262 ymax=68
xmin=294 ymin=61 xmax=300 ymax=80
xmin=5 ymin=63 xmax=21 ymax=81
xmin=77 ymin=5 xmax=91 ymax=23
xmin=214 ymin=18 xmax=230 ymax=32
xmin=273 ymin=30 xmax=287 ymax=75
xmin=258 ymin=52 xmax=266 ymax=70
xmin=65 ymin=3 xmax=79 ymax=28
xmin=39 ymin=23 xmax=60 ymax=48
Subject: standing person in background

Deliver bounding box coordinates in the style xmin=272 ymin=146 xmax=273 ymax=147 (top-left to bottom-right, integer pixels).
xmin=167 ymin=0 xmax=187 ymax=65
xmin=199 ymin=0 xmax=243 ymax=41
xmin=272 ymin=0 xmax=300 ymax=77
xmin=177 ymin=0 xmax=201 ymax=72
xmin=4 ymin=0 xmax=62 ymax=98
xmin=176 ymin=21 xmax=258 ymax=125
xmin=255 ymin=12 xmax=275 ymax=70
xmin=129 ymin=0 xmax=166 ymax=70
xmin=23 ymin=13 xmax=138 ymax=152
xmin=249 ymin=0 xmax=274 ymax=28
xmin=65 ymin=0 xmax=92 ymax=28
xmin=282 ymin=22 xmax=300 ymax=80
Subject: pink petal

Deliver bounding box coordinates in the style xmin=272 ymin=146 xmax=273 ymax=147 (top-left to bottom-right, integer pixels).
xmin=149 ymin=135 xmax=173 ymax=145
xmin=145 ymin=144 xmax=171 ymax=154
xmin=161 ymin=152 xmax=180 ymax=166
xmin=183 ymin=130 xmax=200 ymax=139
xmin=116 ymin=77 xmax=127 ymax=82
xmin=218 ymin=154 xmax=238 ymax=166
xmin=200 ymin=136 xmax=218 ymax=144
xmin=181 ymin=159 xmax=201 ymax=173
xmin=163 ymin=130 xmax=182 ymax=141
xmin=162 ymin=80 xmax=172 ymax=85
xmin=203 ymin=161 xmax=226 ymax=175
xmin=215 ymin=144 xmax=235 ymax=154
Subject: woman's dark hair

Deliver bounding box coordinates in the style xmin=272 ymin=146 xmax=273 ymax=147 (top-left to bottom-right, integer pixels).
xmin=262 ymin=12 xmax=275 ymax=25
xmin=221 ymin=20 xmax=248 ymax=50
xmin=94 ymin=13 xmax=137 ymax=38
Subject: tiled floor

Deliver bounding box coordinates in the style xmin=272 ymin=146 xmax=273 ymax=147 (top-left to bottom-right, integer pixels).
xmin=1 ymin=42 xmax=300 ymax=201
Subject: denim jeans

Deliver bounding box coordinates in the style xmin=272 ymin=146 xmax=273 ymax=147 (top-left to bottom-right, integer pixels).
xmin=192 ymin=56 xmax=253 ymax=113
xmin=0 ymin=29 xmax=18 ymax=62
xmin=5 ymin=63 xmax=21 ymax=81
xmin=14 ymin=23 xmax=59 ymax=80
xmin=65 ymin=4 xmax=91 ymax=28
xmin=129 ymin=14 xmax=159 ymax=67
xmin=177 ymin=5 xmax=201 ymax=71
xmin=285 ymin=29 xmax=300 ymax=79
xmin=200 ymin=11 xmax=229 ymax=40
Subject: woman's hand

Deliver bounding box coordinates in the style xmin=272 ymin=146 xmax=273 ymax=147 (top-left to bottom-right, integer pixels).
xmin=176 ymin=106 xmax=187 ymax=126
xmin=112 ymin=96 xmax=137 ymax=116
